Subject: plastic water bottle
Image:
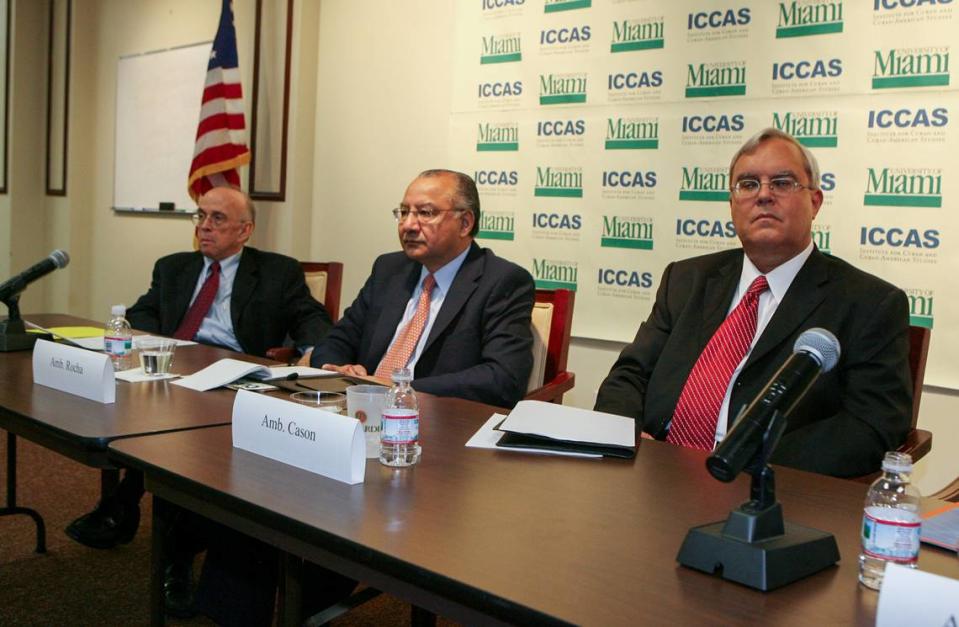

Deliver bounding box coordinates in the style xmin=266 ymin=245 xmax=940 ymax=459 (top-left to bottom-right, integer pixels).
xmin=859 ymin=451 xmax=922 ymax=590
xmin=104 ymin=304 xmax=133 ymax=371
xmin=379 ymin=368 xmax=421 ymax=467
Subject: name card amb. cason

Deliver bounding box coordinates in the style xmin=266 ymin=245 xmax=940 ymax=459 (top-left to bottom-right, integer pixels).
xmin=32 ymin=339 xmax=116 ymax=404
xmin=232 ymin=390 xmax=365 ymax=485
xmin=876 ymin=563 xmax=959 ymax=627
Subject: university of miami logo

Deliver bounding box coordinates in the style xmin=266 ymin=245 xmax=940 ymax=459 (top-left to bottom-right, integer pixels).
xmin=611 ymin=18 xmax=664 ymax=52
xmin=532 ymin=258 xmax=578 ymax=290
xmin=906 ymin=289 xmax=934 ymax=329
xmin=811 ymin=224 xmax=832 ymax=254
xmin=686 ymin=61 xmax=747 ymax=98
xmin=480 ymin=33 xmax=522 ymax=64
xmin=772 ymin=111 xmax=838 ymax=147
xmin=679 ymin=167 xmax=730 ymax=202
xmin=601 ymin=216 xmax=654 ymax=250
xmin=864 ymin=168 xmax=942 ymax=207
xmin=544 ymin=0 xmax=590 ymax=13
xmin=535 ymin=166 xmax=583 ymax=197
xmin=873 ymin=47 xmax=950 ymax=89
xmin=605 ymin=117 xmax=659 ymax=150
xmin=539 ymin=73 xmax=587 ymax=105
xmin=776 ymin=1 xmax=843 ymax=38
xmin=477 ymin=211 xmax=515 ymax=241
xmin=476 ymin=122 xmax=519 ymax=151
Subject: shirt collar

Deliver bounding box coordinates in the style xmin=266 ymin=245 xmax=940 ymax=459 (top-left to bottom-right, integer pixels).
xmin=740 ymin=241 xmax=814 ymax=303
xmin=419 ymin=245 xmax=471 ymax=296
xmin=203 ymin=249 xmax=242 ymax=274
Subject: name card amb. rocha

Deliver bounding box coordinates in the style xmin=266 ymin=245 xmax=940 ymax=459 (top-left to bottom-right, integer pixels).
xmin=32 ymin=339 xmax=116 ymax=404
xmin=232 ymin=389 xmax=365 ymax=485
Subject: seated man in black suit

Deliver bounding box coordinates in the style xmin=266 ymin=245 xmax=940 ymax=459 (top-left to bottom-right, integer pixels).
xmin=65 ymin=186 xmax=330 ymax=549
xmin=192 ymin=169 xmax=536 ymax=627
xmin=595 ymin=128 xmax=911 ymax=478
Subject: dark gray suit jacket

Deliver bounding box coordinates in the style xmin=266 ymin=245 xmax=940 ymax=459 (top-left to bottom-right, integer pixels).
xmin=595 ymin=248 xmax=912 ymax=478
xmin=311 ymin=242 xmax=535 ymax=408
xmin=127 ymin=247 xmax=331 ymax=357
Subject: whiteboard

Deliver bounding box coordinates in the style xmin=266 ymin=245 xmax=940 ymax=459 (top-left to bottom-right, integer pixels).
xmin=113 ymin=42 xmax=212 ymax=212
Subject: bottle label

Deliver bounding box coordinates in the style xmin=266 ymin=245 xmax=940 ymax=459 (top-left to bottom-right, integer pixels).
xmin=104 ymin=336 xmax=132 ymax=356
xmin=861 ymin=506 xmax=921 ymax=563
xmin=381 ymin=409 xmax=419 ymax=445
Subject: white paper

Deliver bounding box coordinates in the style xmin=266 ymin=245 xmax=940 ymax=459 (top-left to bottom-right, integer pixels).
xmin=173 ymin=358 xmax=337 ymax=392
xmin=231 ymin=389 xmax=365 ymax=485
xmin=876 ymin=563 xmax=959 ymax=627
xmin=496 ymin=400 xmax=635 ymax=447
xmin=32 ymin=339 xmax=116 ymax=404
xmin=114 ymin=367 xmax=179 ymax=382
xmin=466 ymin=413 xmax=602 ymax=458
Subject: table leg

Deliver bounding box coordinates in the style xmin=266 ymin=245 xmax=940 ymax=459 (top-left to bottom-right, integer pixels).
xmin=150 ymin=495 xmax=168 ymax=627
xmin=0 ymin=432 xmax=46 ymax=553
xmin=100 ymin=467 xmax=120 ymax=497
xmin=278 ymin=551 xmax=303 ymax=627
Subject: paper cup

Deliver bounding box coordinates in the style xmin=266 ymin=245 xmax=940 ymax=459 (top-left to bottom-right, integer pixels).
xmin=346 ymin=384 xmax=389 ymax=458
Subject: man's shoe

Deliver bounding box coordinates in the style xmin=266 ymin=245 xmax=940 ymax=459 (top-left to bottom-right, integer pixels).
xmin=164 ymin=562 xmax=196 ymax=619
xmin=64 ymin=498 xmax=140 ymax=549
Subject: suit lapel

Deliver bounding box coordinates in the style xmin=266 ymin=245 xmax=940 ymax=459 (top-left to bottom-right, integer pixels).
xmin=745 ymin=248 xmax=829 ymax=368
xmin=369 ymin=261 xmax=421 ymax=360
xmin=422 ymin=244 xmax=482 ymax=353
xmin=698 ymin=252 xmax=743 ymax=351
xmin=230 ymin=249 xmax=257 ymax=332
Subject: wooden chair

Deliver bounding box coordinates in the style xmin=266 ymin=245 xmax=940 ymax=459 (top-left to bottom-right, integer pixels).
xmin=930 ymin=476 xmax=959 ymax=502
xmin=524 ymin=288 xmax=576 ymax=404
xmin=266 ymin=261 xmax=343 ymax=364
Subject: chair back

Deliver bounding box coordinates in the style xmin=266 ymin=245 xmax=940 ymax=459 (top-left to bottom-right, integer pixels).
xmin=907 ymin=325 xmax=930 ymax=428
xmin=526 ymin=289 xmax=574 ymax=393
xmin=301 ymin=262 xmax=343 ymax=322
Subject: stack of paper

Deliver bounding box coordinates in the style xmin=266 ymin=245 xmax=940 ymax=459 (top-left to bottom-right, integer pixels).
xmin=492 ymin=400 xmax=636 ymax=458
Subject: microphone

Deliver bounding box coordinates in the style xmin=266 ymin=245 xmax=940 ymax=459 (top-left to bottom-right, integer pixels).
xmin=0 ymin=250 xmax=70 ymax=302
xmin=706 ymin=328 xmax=841 ymax=482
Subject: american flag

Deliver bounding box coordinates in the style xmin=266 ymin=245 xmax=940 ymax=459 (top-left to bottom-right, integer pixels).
xmin=187 ymin=0 xmax=250 ymax=202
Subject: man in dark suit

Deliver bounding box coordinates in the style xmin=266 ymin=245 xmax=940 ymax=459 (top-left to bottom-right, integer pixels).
xmin=65 ymin=188 xmax=330 ymax=599
xmin=309 ymin=168 xmax=535 ymax=408
xmin=595 ymin=128 xmax=911 ymax=478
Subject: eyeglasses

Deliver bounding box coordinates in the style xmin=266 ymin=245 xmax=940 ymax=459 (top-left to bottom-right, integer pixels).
xmin=731 ymin=176 xmax=813 ymax=199
xmin=391 ymin=206 xmax=462 ymax=223
xmin=192 ymin=210 xmax=244 ymax=228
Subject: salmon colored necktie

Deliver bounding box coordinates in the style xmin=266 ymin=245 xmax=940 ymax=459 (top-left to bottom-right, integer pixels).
xmin=375 ymin=274 xmax=436 ymax=378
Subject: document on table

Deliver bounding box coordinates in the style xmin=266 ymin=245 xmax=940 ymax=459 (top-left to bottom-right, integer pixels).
xmin=466 ymin=413 xmax=601 ymax=458
xmin=921 ymin=502 xmax=959 ymax=551
xmin=494 ymin=400 xmax=636 ymax=458
xmin=174 ymin=358 xmax=339 ymax=392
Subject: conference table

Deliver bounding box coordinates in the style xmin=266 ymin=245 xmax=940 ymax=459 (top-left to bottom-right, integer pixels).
xmin=110 ymin=394 xmax=959 ymax=626
xmin=0 ymin=313 xmax=276 ymax=551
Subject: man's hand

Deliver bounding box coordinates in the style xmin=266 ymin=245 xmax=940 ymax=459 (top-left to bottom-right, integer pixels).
xmin=322 ymin=363 xmax=369 ymax=377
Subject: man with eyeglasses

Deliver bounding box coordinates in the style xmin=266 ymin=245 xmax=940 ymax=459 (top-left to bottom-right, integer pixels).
xmin=308 ymin=168 xmax=535 ymax=408
xmin=65 ymin=186 xmax=331 ymax=614
xmin=595 ymin=128 xmax=911 ymax=478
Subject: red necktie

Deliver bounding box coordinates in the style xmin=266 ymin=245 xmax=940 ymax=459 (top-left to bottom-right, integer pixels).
xmin=667 ymin=275 xmax=769 ymax=451
xmin=174 ymin=261 xmax=221 ymax=341
xmin=375 ymin=274 xmax=436 ymax=378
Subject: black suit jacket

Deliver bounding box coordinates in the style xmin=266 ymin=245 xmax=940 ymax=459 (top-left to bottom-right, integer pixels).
xmin=127 ymin=247 xmax=331 ymax=358
xmin=595 ymin=248 xmax=912 ymax=478
xmin=311 ymin=242 xmax=535 ymax=408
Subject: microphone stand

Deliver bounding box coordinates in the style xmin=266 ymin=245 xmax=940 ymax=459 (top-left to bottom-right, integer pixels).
xmin=0 ymin=295 xmax=44 ymax=352
xmin=676 ymin=410 xmax=840 ymax=590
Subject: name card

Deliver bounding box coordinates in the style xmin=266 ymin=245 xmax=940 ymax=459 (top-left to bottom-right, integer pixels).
xmin=232 ymin=390 xmax=365 ymax=485
xmin=32 ymin=339 xmax=115 ymax=404
xmin=877 ymin=563 xmax=959 ymax=627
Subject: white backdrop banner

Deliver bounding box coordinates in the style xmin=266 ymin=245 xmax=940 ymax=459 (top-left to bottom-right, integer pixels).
xmin=449 ymin=0 xmax=957 ymax=388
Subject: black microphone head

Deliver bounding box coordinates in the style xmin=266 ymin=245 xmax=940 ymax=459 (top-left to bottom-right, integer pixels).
xmin=50 ymin=250 xmax=70 ymax=269
xmin=794 ymin=328 xmax=840 ymax=372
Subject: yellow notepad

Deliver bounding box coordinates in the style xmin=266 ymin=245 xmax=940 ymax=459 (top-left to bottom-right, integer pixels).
xmin=45 ymin=326 xmax=105 ymax=339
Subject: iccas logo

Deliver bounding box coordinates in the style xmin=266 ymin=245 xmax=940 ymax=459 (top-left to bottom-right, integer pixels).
xmin=483 ymin=0 xmax=525 ymax=10
xmin=772 ymin=111 xmax=838 ymax=147
xmin=874 ymin=0 xmax=952 ymax=11
xmin=602 ymin=216 xmax=654 ymax=250
xmin=675 ymin=218 xmax=737 ymax=238
xmin=544 ymin=0 xmax=591 ymax=13
xmin=602 ymin=171 xmax=656 ymax=188
xmin=864 ymin=168 xmax=942 ymax=207
xmin=679 ymin=166 xmax=730 ymax=202
xmin=477 ymin=211 xmax=515 ymax=241
xmin=859 ymin=226 xmax=940 ymax=248
xmin=474 ymin=170 xmax=518 ymax=186
xmin=540 ymin=25 xmax=591 ymax=45
xmin=868 ymin=107 xmax=948 ymax=128
xmin=611 ymin=17 xmax=664 ymax=52
xmin=597 ymin=268 xmax=654 ymax=289
xmin=480 ymin=33 xmax=522 ymax=65
xmin=476 ymin=122 xmax=519 ymax=151
xmin=821 ymin=172 xmax=836 ymax=192
xmin=535 ymin=166 xmax=583 ymax=197
xmin=686 ymin=61 xmax=747 ymax=98
xmin=687 ymin=8 xmax=751 ymax=29
xmin=478 ymin=81 xmax=523 ymax=99
xmin=532 ymin=213 xmax=582 ymax=230
xmin=776 ymin=1 xmax=844 ymax=38
xmin=905 ymin=288 xmax=934 ymax=329
xmin=873 ymin=47 xmax=950 ymax=90
xmin=532 ymin=258 xmax=578 ymax=291
xmin=682 ymin=114 xmax=745 ymax=133
xmin=606 ymin=117 xmax=659 ymax=149
xmin=537 ymin=119 xmax=585 ymax=137
xmin=772 ymin=58 xmax=843 ymax=80
xmin=607 ymin=71 xmax=663 ymax=91
xmin=540 ymin=73 xmax=587 ymax=105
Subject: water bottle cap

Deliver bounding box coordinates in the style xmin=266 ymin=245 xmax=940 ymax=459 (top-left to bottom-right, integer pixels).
xmin=111 ymin=304 xmax=127 ymax=316
xmin=881 ymin=451 xmax=913 ymax=473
